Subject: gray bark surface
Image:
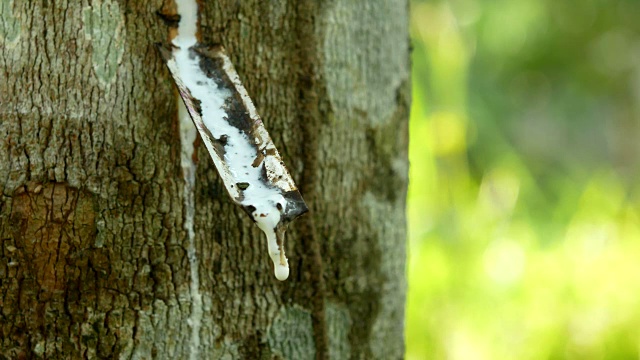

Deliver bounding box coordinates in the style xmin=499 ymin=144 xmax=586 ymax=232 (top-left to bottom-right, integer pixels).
xmin=0 ymin=1 xmax=410 ymax=359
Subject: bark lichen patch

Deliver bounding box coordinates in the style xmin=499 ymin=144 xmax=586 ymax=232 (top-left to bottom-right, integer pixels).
xmin=325 ymin=302 xmax=352 ymax=359
xmin=82 ymin=0 xmax=126 ymax=88
xmin=268 ymin=306 xmax=316 ymax=360
xmin=0 ymin=0 xmax=21 ymax=46
xmin=361 ymin=191 xmax=407 ymax=358
xmin=319 ymin=0 xmax=410 ymax=125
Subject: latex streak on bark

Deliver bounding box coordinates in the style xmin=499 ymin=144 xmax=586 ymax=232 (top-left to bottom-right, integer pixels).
xmin=158 ymin=35 xmax=308 ymax=282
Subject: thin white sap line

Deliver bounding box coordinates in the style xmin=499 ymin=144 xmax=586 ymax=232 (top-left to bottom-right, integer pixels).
xmin=180 ymin=100 xmax=202 ymax=360
xmin=174 ymin=0 xmax=202 ymax=358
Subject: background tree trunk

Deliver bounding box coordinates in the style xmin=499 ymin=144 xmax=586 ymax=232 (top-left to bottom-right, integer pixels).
xmin=0 ymin=0 xmax=409 ymax=358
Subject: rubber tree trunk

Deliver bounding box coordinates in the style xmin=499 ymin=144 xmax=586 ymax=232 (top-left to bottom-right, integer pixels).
xmin=0 ymin=0 xmax=410 ymax=358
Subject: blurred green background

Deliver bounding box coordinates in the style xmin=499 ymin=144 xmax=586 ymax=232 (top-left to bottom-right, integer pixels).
xmin=405 ymin=0 xmax=640 ymax=359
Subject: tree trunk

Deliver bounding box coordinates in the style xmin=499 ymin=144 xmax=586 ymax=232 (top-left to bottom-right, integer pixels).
xmin=0 ymin=1 xmax=410 ymax=359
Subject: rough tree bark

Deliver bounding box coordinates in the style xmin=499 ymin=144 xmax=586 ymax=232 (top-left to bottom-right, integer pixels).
xmin=0 ymin=0 xmax=410 ymax=359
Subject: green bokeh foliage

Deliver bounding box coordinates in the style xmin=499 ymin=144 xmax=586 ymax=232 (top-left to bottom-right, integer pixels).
xmin=406 ymin=0 xmax=640 ymax=359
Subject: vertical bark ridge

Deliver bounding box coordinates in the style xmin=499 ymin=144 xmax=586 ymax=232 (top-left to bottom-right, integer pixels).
xmin=293 ymin=1 xmax=329 ymax=359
